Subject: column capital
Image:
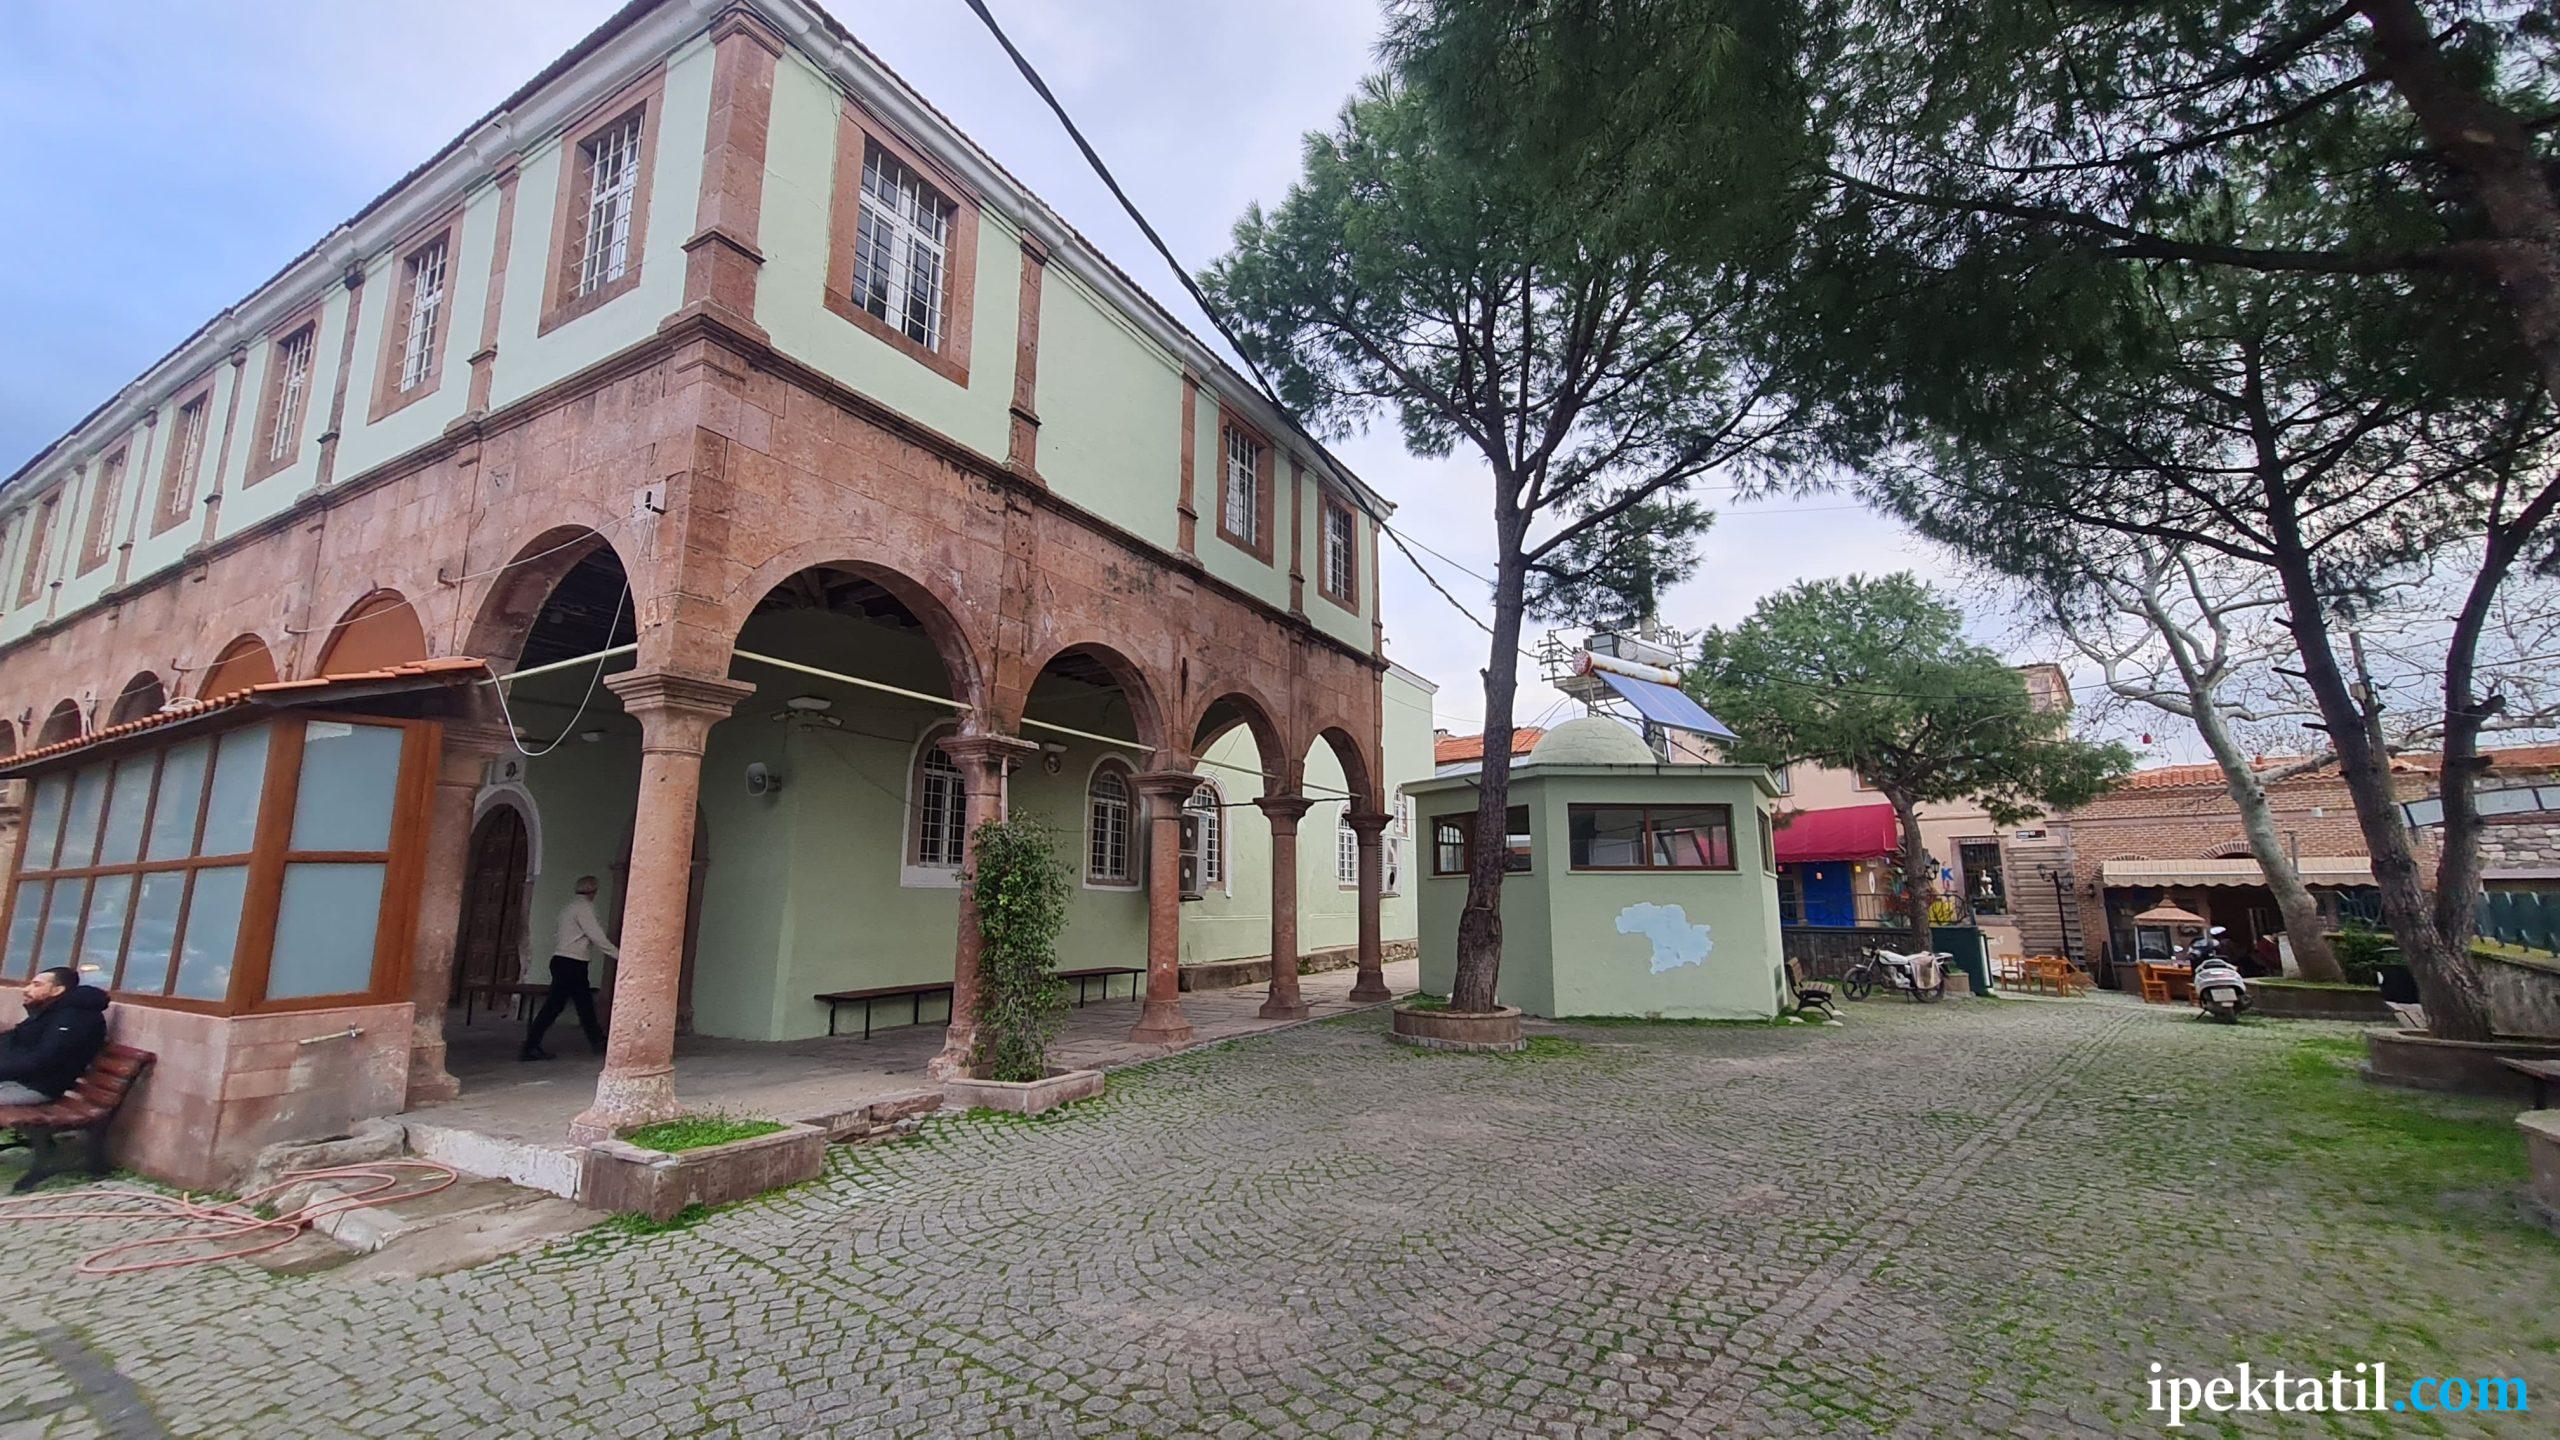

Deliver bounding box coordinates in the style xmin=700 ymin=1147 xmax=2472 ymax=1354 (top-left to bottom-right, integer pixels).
xmin=604 ymin=670 xmax=756 ymax=719
xmin=1131 ymin=768 xmax=1205 ymax=802
xmin=1345 ymin=808 xmax=1393 ymax=837
xmin=1253 ymin=794 xmax=1316 ymax=826
xmin=940 ymin=732 xmax=1039 ymax=769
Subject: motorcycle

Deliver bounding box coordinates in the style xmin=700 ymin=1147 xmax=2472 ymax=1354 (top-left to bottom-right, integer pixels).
xmin=2186 ymin=926 xmax=2252 ymax=1024
xmin=1840 ymin=945 xmax=1950 ymax=1002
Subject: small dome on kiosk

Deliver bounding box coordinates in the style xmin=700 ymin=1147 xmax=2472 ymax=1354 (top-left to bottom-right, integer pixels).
xmin=1525 ymin=716 xmax=1654 ymax=767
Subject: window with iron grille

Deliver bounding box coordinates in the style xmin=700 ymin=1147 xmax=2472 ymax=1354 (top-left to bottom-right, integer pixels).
xmin=17 ymin=497 xmax=58 ymax=608
xmin=1321 ymin=496 xmax=1357 ymax=602
xmin=1183 ymin=783 xmax=1223 ymax=887
xmin=157 ymin=398 xmax=208 ymax=532
xmin=577 ymin=114 xmax=644 ymax=297
xmin=397 ymin=238 xmax=448 ymax=393
xmin=912 ymin=740 xmax=965 ymax=868
xmin=264 ymin=327 xmax=315 ymax=466
xmin=851 ymin=146 xmax=952 ymax=350
xmin=1337 ymin=811 xmax=1359 ymax=886
xmin=1222 ymin=425 xmax=1262 ymax=547
xmin=78 ymin=450 xmax=127 ymax=574
xmin=1087 ymin=767 xmax=1133 ymax=884
xmin=1384 ymin=796 xmax=1411 ymax=895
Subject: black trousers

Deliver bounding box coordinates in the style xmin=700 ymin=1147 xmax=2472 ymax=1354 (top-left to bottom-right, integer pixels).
xmin=526 ymin=956 xmax=605 ymax=1051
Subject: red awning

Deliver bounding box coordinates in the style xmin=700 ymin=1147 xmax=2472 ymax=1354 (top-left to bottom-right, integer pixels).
xmin=1772 ymin=803 xmax=1900 ymax=864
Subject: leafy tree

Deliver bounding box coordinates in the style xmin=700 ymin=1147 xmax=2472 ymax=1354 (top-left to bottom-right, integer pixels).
xmin=1204 ymin=76 xmax=1811 ymax=1012
xmin=965 ymin=818 xmax=1073 ymax=1082
xmin=1690 ymin=574 xmax=2133 ymax=953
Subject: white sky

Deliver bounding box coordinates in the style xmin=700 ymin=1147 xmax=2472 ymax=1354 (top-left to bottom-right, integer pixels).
xmin=0 ymin=1 xmax=2169 ymax=759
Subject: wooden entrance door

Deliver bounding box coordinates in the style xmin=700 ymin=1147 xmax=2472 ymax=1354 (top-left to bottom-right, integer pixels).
xmin=452 ymin=806 xmax=531 ymax=1004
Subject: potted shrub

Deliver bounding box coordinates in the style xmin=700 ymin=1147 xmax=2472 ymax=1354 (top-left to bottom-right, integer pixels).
xmin=941 ymin=818 xmax=1106 ymax=1114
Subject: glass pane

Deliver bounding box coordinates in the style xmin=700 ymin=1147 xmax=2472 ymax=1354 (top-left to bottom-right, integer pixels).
xmin=170 ymin=865 xmax=248 ymax=1001
xmin=1646 ymin=807 xmax=1732 ymax=869
xmin=4 ymin=880 xmax=46 ymax=976
xmin=97 ymin=755 xmax=156 ymax=866
xmin=265 ymin=862 xmax=386 ymax=1000
xmin=76 ymin=873 xmax=134 ymax=988
xmin=198 ymin=724 xmax=271 ymax=856
xmin=61 ymin=766 xmax=108 ymax=868
xmin=21 ymin=774 xmax=65 ymax=870
xmin=122 ymin=871 xmax=185 ymax=995
xmin=1570 ymin=807 xmax=1648 ymax=869
xmin=147 ymin=738 xmax=211 ymax=860
xmin=38 ymin=877 xmax=89 ymax=974
xmin=290 ymin=722 xmax=403 ymax=852
xmin=1504 ymin=806 xmax=1534 ymax=872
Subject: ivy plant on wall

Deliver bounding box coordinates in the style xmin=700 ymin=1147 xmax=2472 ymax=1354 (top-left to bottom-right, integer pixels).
xmin=966 ymin=817 xmax=1073 ymax=1083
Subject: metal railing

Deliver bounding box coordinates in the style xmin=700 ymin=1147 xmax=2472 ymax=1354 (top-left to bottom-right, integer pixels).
xmin=2477 ymin=890 xmax=2560 ymax=954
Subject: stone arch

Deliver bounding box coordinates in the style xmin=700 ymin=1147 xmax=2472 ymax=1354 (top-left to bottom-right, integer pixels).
xmin=314 ymin=589 xmax=430 ymax=675
xmin=1013 ymin=640 xmax=1170 ymax=760
xmin=1309 ymin=722 xmax=1379 ymax=812
xmin=198 ymin=633 xmax=280 ymax=698
xmin=107 ymin=672 xmax=167 ymax=726
xmin=1187 ymin=686 xmax=1292 ymax=792
xmin=722 ymin=542 xmax=987 ymax=717
xmin=462 ymin=525 xmax=632 ymax=672
xmin=0 ymin=718 xmax=18 ymax=756
xmin=35 ymin=699 xmax=83 ymax=748
xmin=2208 ymin=837 xmax=2255 ymax=859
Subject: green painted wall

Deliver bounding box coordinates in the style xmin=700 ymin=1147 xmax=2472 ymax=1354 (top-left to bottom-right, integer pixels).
xmin=1031 ymin=265 xmax=1184 ymax=553
xmin=1410 ymin=764 xmax=1783 ymax=1019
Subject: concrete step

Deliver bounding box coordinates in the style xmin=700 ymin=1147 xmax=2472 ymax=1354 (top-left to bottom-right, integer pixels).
xmin=402 ymin=1119 xmax=586 ymax=1200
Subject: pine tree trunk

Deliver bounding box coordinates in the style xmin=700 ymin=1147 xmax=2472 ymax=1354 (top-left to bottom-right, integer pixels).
xmin=1449 ymin=533 xmax=1530 ymax=1014
xmin=1890 ymin=792 xmax=1933 ymax=955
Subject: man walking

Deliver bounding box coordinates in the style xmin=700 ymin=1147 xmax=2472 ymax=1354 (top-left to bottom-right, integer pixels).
xmin=522 ymin=876 xmax=618 ymax=1061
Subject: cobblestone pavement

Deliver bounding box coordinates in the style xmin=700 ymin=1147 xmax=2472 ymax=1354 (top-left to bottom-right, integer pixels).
xmin=4 ymin=994 xmax=2556 ymax=1437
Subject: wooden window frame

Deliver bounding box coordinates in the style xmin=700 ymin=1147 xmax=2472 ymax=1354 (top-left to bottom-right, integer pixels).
xmin=0 ymin=712 xmax=437 ymax=1016
xmin=151 ymin=380 xmax=217 ymax=538
xmin=908 ymin=725 xmax=966 ymax=871
xmin=77 ymin=447 xmax=130 ymax=576
xmin=16 ymin=492 xmax=61 ymax=608
xmin=247 ymin=303 xmax=326 ymax=485
xmin=1760 ymin=810 xmax=1777 ymax=874
xmin=1566 ymin=803 xmax=1738 ymax=873
xmin=824 ymin=100 xmax=979 ymax=387
xmin=1213 ymin=409 xmax=1276 ymax=563
xmin=1429 ymin=805 xmax=1534 ymax=877
xmin=370 ymin=214 xmax=461 ymax=424
xmin=1318 ymin=486 xmax=1360 ymax=610
xmin=1085 ymin=760 xmax=1139 ymax=889
xmin=1178 ymin=780 xmax=1225 ymax=899
xmin=539 ymin=71 xmax=665 ymax=337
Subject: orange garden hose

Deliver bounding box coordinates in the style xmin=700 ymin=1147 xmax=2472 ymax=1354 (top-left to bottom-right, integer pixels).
xmin=0 ymin=1159 xmax=459 ymax=1275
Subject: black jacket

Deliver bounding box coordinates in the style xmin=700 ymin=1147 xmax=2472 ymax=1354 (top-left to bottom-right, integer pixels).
xmin=0 ymin=985 xmax=110 ymax=1101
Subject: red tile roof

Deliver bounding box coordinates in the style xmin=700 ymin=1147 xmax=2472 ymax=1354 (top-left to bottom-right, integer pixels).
xmin=3 ymin=658 xmax=489 ymax=770
xmin=2117 ymin=742 xmax=2560 ymax=791
xmin=1435 ymin=727 xmax=1545 ymax=766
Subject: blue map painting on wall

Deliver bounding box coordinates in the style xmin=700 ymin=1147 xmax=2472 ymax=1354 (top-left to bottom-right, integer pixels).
xmin=1615 ymin=903 xmax=1714 ymax=973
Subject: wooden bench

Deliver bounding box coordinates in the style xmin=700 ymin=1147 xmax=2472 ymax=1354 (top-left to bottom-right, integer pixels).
xmin=1785 ymin=957 xmax=1837 ymax=1018
xmin=816 ymin=982 xmax=955 ymax=1039
xmin=2500 ymin=1057 xmax=2560 ymax=1110
xmin=0 ymin=1042 xmax=155 ymax=1193
xmin=1059 ymin=966 xmax=1145 ymax=1007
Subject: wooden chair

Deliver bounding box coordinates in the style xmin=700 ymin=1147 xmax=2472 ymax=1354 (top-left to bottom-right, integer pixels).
xmin=2135 ymin=961 xmax=2174 ymax=1004
xmin=1992 ymin=954 xmax=2032 ymax=992
xmin=2034 ymin=957 xmax=2093 ymax=996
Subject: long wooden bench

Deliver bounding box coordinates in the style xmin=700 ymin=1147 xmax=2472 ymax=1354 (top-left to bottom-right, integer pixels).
xmin=0 ymin=1042 xmax=155 ymax=1193
xmin=2501 ymin=1057 xmax=2560 ymax=1110
xmin=816 ymin=982 xmax=955 ymax=1039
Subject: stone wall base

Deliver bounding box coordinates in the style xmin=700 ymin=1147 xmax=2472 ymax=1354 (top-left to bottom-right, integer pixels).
xmin=2363 ymin=1029 xmax=2560 ymax=1102
xmin=579 ymin=1121 xmax=827 ymax=1221
xmin=1181 ymin=940 xmax=1416 ymax=992
xmin=2251 ymin=981 xmax=2393 ymax=1023
xmin=2521 ymin=1110 xmax=2560 ymax=1236
xmin=1389 ymin=1004 xmax=1525 ymax=1054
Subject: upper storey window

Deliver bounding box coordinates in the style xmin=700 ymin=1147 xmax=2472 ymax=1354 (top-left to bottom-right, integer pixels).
xmin=1214 ymin=413 xmax=1274 ymax=562
xmin=852 ymin=148 xmax=953 ymax=351
xmin=1320 ymin=491 xmax=1359 ymax=608
xmin=78 ymin=448 xmax=127 ymax=575
xmin=151 ymin=388 xmax=212 ymax=537
xmin=397 ymin=238 xmax=449 ymax=393
xmin=540 ymin=74 xmax=661 ymax=336
xmin=249 ymin=311 xmax=320 ymax=485
xmin=826 ymin=106 xmax=978 ymax=386
xmin=577 ymin=112 xmax=644 ymax=297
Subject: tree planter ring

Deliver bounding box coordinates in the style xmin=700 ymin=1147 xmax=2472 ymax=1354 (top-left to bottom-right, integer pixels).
xmin=943 ymin=1068 xmax=1105 ymax=1116
xmin=2363 ymin=1030 xmax=2560 ymax=1102
xmin=1391 ymin=1004 xmax=1526 ymax=1053
xmin=2249 ymin=980 xmax=2393 ymax=1023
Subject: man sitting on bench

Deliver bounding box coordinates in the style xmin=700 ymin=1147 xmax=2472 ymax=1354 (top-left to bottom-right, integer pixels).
xmin=0 ymin=966 xmax=109 ymax=1107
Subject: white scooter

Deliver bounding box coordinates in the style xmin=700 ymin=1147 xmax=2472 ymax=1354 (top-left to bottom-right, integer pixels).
xmin=2188 ymin=926 xmax=2252 ymax=1024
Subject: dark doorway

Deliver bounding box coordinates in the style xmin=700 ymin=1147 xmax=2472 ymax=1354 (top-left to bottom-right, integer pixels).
xmin=452 ymin=806 xmax=532 ymax=1007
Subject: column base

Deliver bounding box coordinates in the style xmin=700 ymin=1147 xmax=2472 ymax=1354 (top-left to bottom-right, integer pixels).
xmin=405 ymin=1053 xmax=462 ymax=1107
xmin=567 ymin=1065 xmax=679 ymax=1145
xmin=1129 ymin=1001 xmax=1194 ymax=1047
xmin=1347 ymin=970 xmax=1394 ymax=1003
xmin=1257 ymin=996 xmax=1312 ymax=1021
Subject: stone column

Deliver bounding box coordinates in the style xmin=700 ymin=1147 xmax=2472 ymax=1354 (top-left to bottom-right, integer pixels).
xmin=404 ymin=720 xmax=514 ymax=1106
xmin=1130 ymin=770 xmax=1202 ymax=1046
xmin=929 ymin=732 xmax=1037 ymax=1080
xmin=568 ymin=671 xmax=754 ymax=1145
xmin=1255 ymin=795 xmax=1315 ymax=1020
xmin=1347 ymin=809 xmax=1394 ymax=1003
